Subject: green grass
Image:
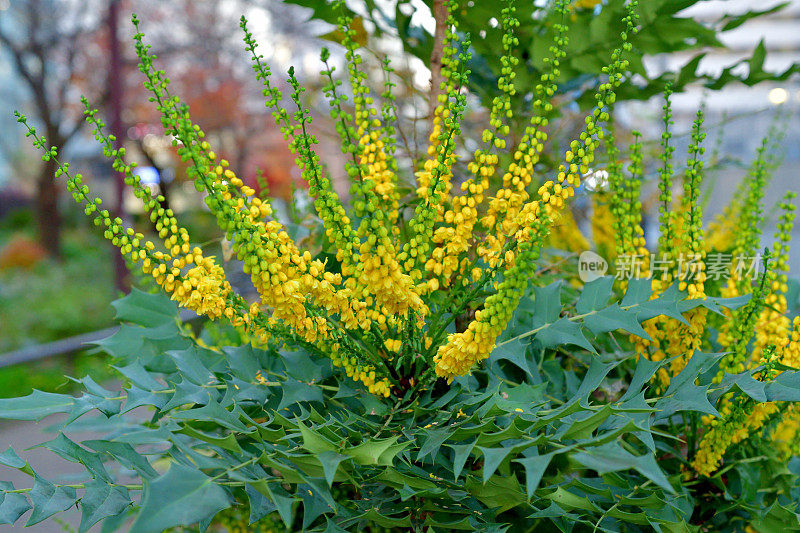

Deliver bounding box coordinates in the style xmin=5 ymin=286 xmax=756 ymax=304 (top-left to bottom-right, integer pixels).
xmin=0 ymin=351 xmax=117 ymax=399
xmin=0 ymin=224 xmax=119 ymax=397
xmin=0 ymin=209 xmax=224 ymax=398
xmin=0 ymin=229 xmax=118 ymax=353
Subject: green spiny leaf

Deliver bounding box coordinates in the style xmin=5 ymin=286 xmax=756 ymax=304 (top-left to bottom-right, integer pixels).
xmin=111 ymin=287 xmax=178 ymax=327
xmin=0 ymin=481 xmax=31 ymax=526
xmin=244 ymin=482 xmax=277 ymax=524
xmin=478 ymin=446 xmax=513 ymax=483
xmin=535 ymin=318 xmax=595 ymax=352
xmin=0 ymin=448 xmax=34 ymax=477
xmin=449 ymin=439 xmax=476 ymax=480
xmin=26 ymin=476 xmax=78 ymax=526
xmin=130 ymin=463 xmax=229 ymax=533
xmin=346 ymin=435 xmax=402 ymax=465
xmin=78 ymin=480 xmax=131 ymax=533
xmin=515 ymin=453 xmax=554 ymax=499
xmin=316 ymin=451 xmax=350 ymax=486
xmin=576 ymin=276 xmax=614 ymax=314
xmin=0 ymin=390 xmax=74 ymax=421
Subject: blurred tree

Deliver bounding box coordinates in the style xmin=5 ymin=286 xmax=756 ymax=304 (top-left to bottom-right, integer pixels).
xmin=122 ymin=1 xmax=300 ymax=202
xmin=0 ymin=0 xmax=106 ymax=258
xmin=0 ymin=0 xmax=320 ymax=259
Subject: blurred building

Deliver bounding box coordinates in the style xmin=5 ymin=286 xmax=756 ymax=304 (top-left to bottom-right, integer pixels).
xmin=624 ymin=0 xmax=799 ymax=155
xmin=618 ymin=0 xmax=800 ymax=266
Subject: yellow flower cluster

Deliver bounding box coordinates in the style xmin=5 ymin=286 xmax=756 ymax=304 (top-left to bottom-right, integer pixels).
xmin=783 ymin=317 xmax=800 ymax=369
xmin=773 ymin=404 xmax=800 ymax=459
xmin=433 ymin=2 xmax=566 ymax=289
xmin=433 ymin=14 xmax=635 ymax=380
xmin=751 ymin=193 xmax=796 ymax=366
xmin=692 ymin=397 xmax=777 ymax=477
xmin=329 ymin=343 xmax=391 ymax=398
xmin=31 ymin=1 xmax=652 ymax=400
xmin=629 ymin=109 xmax=710 ymax=389
xmin=355 ymin=137 xmax=427 ymax=321
xmin=706 ymin=193 xmax=741 ymax=252
xmin=547 ymin=208 xmax=589 ymax=253
xmin=171 ymin=257 xmax=231 ymax=319
xmin=424 ymin=125 xmax=486 ymax=293
xmin=591 ymin=192 xmax=616 ymax=263
xmin=398 ymin=4 xmax=462 ymax=282
xmin=693 ymin=341 xmax=785 ymax=476
xmin=665 ymin=114 xmax=708 ymax=380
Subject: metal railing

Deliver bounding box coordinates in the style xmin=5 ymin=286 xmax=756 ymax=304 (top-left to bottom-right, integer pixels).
xmin=0 ymin=309 xmax=203 ymax=369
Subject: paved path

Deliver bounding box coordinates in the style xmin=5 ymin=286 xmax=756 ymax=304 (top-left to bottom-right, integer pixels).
xmin=1 ymin=403 xmax=148 ymax=532
xmin=1 ymin=416 xmax=92 ymax=532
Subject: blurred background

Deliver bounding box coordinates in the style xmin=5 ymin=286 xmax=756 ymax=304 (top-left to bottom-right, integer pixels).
xmin=0 ymin=1 xmax=798 ymax=530
xmin=0 ymin=0 xmax=798 ymax=397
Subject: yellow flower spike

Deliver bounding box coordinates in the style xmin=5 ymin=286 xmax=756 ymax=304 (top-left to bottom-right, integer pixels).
xmin=435 ymin=0 xmax=637 ymax=381
xmin=591 ymin=192 xmax=616 ymax=262
xmin=432 ymin=1 xmax=527 ymax=277
xmin=750 ymin=192 xmax=796 ymax=367
xmin=653 ymin=110 xmax=710 ymax=382
xmin=547 ymin=207 xmax=589 ymax=253
xmin=773 ymin=404 xmax=800 ymax=459
xmin=694 ymin=347 xmax=782 ymax=476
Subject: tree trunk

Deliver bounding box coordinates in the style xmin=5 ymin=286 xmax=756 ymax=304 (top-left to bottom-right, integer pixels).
xmin=109 ymin=0 xmax=130 ymax=293
xmin=429 ymin=0 xmax=449 ymax=126
xmin=36 ymin=156 xmax=61 ymax=259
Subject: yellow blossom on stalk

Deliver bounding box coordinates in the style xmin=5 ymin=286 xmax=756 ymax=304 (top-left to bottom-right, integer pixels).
xmin=22 ymin=1 xmax=658 ymax=399
xmin=591 ymin=192 xmax=616 ymax=263
xmin=750 ymin=192 xmax=796 ymax=366
xmin=632 ymin=106 xmax=709 ymax=388
xmin=783 ymin=317 xmax=800 ymax=369
xmin=715 ymin=140 xmax=773 ymax=377
xmin=637 ymin=87 xmax=679 ymax=387
xmin=327 ymin=341 xmax=391 ymax=397
xmin=423 ymin=0 xmax=521 ymax=292
xmin=434 ymin=3 xmax=638 ymax=381
xmin=692 ymin=397 xmax=777 ymax=477
xmin=174 ymin=257 xmax=231 ymax=319
xmin=384 ymin=338 xmax=402 ymax=353
xmin=61 ymin=102 xmax=243 ymax=329
xmin=664 ymin=110 xmax=709 ymax=379
xmin=415 ymin=0 xmax=462 ymax=201
xmin=547 ymin=208 xmax=589 ymax=253
xmin=773 ymin=404 xmax=800 ymax=458
xmin=318 ymin=9 xmax=425 ymax=324
xmin=398 ymin=0 xmax=464 ymax=282
xmin=433 ymin=201 xmax=550 ymax=380
xmin=693 ymin=344 xmax=782 ymax=476
xmin=478 ymin=12 xmax=569 ymax=271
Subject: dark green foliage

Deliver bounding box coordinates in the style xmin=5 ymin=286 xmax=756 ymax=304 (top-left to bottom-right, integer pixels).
xmin=2 ymin=282 xmax=797 ymax=531
xmin=287 ymin=0 xmax=800 ymax=111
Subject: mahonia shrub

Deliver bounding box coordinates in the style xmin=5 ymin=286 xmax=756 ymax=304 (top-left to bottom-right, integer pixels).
xmin=5 ymin=1 xmax=800 ymax=531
